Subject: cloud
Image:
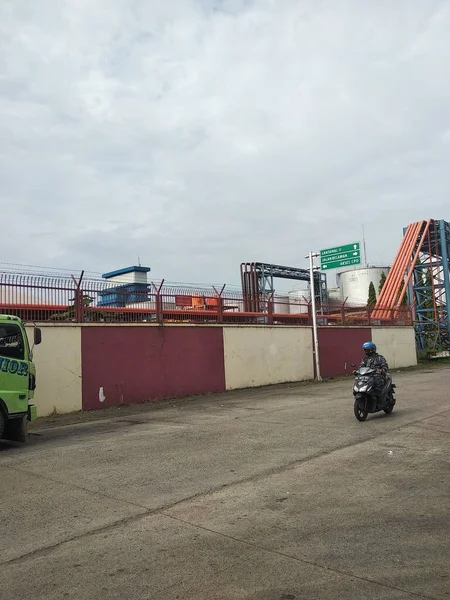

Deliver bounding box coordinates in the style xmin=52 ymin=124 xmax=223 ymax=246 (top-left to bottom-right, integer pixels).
xmin=1 ymin=0 xmax=449 ymax=287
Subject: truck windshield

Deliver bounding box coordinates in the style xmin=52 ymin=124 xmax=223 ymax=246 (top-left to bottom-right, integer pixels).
xmin=0 ymin=324 xmax=25 ymax=360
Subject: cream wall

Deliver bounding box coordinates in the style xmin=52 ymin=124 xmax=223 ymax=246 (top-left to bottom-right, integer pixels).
xmin=25 ymin=325 xmax=82 ymax=416
xmin=223 ymin=326 xmax=314 ymax=390
xmin=371 ymin=327 xmax=417 ymax=369
xmin=19 ymin=324 xmax=416 ymax=417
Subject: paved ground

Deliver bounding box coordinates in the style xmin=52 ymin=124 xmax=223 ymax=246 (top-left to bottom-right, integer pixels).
xmin=1 ymin=367 xmax=449 ymax=600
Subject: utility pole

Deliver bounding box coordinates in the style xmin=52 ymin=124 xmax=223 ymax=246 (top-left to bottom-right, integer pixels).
xmin=306 ymin=251 xmax=322 ymax=382
xmin=362 ymin=223 xmax=368 ymax=266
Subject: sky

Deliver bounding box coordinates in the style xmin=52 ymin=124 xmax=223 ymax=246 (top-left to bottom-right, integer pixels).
xmin=1 ymin=0 xmax=450 ymax=288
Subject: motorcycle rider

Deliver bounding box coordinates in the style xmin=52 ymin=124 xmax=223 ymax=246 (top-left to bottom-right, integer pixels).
xmin=360 ymin=341 xmax=388 ymax=402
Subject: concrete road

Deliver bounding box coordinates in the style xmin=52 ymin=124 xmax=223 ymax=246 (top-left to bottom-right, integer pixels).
xmin=1 ymin=367 xmax=449 ymax=600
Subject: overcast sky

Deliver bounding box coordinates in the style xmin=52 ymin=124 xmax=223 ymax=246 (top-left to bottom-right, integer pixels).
xmin=1 ymin=0 xmax=449 ymax=287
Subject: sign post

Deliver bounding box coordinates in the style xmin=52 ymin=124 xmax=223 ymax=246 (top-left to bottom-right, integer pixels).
xmin=307 ymin=241 xmax=361 ymax=380
xmin=320 ymin=242 xmax=361 ymax=271
xmin=306 ymin=251 xmax=322 ymax=382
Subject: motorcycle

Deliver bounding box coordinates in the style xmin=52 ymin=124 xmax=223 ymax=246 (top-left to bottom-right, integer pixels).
xmin=352 ymin=366 xmax=396 ymax=421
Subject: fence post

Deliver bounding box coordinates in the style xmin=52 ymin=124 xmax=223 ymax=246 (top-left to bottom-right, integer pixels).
xmin=75 ymin=288 xmax=83 ymax=322
xmin=267 ymin=293 xmax=274 ymax=325
xmin=213 ymin=285 xmax=226 ymax=324
xmin=341 ymin=297 xmax=347 ymax=326
xmin=71 ymin=271 xmax=85 ymax=322
xmin=152 ymin=280 xmax=165 ymax=324
xmin=217 ymin=297 xmax=223 ymax=324
xmin=156 ymin=293 xmax=162 ymax=324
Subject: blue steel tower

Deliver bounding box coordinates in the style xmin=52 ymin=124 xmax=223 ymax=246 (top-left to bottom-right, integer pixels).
xmin=409 ymin=220 xmax=450 ymax=352
xmin=373 ymin=219 xmax=450 ymax=353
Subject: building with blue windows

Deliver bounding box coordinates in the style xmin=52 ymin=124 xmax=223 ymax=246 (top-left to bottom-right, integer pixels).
xmin=97 ymin=266 xmax=151 ymax=307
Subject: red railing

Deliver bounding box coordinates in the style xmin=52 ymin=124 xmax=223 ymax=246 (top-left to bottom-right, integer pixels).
xmin=0 ymin=272 xmax=413 ymax=326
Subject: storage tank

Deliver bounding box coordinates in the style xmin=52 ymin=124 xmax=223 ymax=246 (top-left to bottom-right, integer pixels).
xmin=337 ymin=266 xmax=390 ymax=306
xmin=223 ymin=298 xmax=244 ymax=312
xmin=327 ymin=287 xmax=342 ymax=301
xmin=273 ymin=295 xmax=290 ymax=314
xmin=324 ymin=286 xmax=343 ymax=311
xmin=288 ymin=289 xmax=310 ymax=314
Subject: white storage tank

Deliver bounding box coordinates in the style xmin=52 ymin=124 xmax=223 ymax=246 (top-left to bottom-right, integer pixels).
xmin=325 ymin=286 xmax=343 ymax=310
xmin=288 ymin=289 xmax=310 ymax=314
xmin=273 ymin=295 xmax=290 ymax=314
xmin=327 ymin=287 xmax=342 ymax=301
xmin=337 ymin=266 xmax=390 ymax=306
xmin=223 ymin=298 xmax=244 ymax=312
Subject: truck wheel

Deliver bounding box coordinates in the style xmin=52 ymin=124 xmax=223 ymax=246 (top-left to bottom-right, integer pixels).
xmin=0 ymin=410 xmax=4 ymax=438
xmin=4 ymin=416 xmax=28 ymax=443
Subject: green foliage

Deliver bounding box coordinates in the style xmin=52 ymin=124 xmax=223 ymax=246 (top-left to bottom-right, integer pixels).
xmin=378 ymin=270 xmax=408 ymax=307
xmin=81 ymin=294 xmax=94 ymax=307
xmin=378 ymin=271 xmax=387 ymax=295
xmin=52 ymin=294 xmax=97 ymax=321
xmin=367 ymin=281 xmax=377 ymax=308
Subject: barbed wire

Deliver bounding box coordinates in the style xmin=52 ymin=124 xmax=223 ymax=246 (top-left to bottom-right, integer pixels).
xmin=0 ymin=262 xmax=243 ymax=293
xmin=0 ymin=262 xmax=388 ymax=301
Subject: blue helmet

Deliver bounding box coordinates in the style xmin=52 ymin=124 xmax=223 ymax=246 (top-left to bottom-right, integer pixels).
xmin=362 ymin=341 xmax=376 ymax=355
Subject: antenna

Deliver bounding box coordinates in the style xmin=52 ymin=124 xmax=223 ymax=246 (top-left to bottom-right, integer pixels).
xmin=138 ymin=255 xmax=141 ymax=266
xmin=362 ymin=224 xmax=368 ymax=266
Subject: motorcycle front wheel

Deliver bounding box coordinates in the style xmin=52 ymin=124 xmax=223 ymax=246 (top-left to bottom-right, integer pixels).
xmin=354 ymin=398 xmax=368 ymax=421
xmin=383 ymin=400 xmax=395 ymax=414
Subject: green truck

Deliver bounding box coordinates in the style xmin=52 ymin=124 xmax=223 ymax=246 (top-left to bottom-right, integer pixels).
xmin=0 ymin=315 xmax=41 ymax=443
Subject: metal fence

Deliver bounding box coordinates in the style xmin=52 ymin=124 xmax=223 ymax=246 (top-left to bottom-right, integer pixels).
xmin=0 ymin=272 xmax=413 ymax=326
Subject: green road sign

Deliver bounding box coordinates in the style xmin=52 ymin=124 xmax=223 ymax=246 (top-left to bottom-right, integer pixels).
xmin=320 ymin=242 xmax=361 ymax=270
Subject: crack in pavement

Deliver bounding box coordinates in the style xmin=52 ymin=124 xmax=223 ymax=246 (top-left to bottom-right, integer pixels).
xmin=2 ymin=405 xmax=449 ymax=569
xmin=233 ymin=417 xmax=297 ymax=426
xmin=163 ymin=513 xmax=441 ymax=600
xmin=412 ymin=423 xmax=450 ymax=435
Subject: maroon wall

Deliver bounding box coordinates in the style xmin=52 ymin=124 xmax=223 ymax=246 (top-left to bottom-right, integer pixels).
xmin=317 ymin=328 xmax=371 ymax=378
xmin=81 ymin=326 xmax=226 ymax=410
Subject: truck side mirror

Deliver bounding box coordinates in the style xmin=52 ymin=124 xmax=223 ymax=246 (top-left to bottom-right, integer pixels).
xmin=34 ymin=327 xmax=42 ymax=346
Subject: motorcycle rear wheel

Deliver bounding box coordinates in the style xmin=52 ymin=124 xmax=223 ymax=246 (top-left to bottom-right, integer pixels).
xmin=354 ymin=398 xmax=368 ymax=421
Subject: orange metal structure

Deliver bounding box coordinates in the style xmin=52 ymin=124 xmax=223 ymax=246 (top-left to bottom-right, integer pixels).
xmin=372 ymin=219 xmax=450 ymax=352
xmin=372 ymin=220 xmax=431 ymax=320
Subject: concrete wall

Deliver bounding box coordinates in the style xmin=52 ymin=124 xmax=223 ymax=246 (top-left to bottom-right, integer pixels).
xmin=23 ymin=324 xmax=417 ymax=417
xmin=25 ymin=325 xmax=82 ymax=416
xmin=223 ymin=326 xmax=314 ymax=389
xmin=371 ymin=327 xmax=418 ymax=369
